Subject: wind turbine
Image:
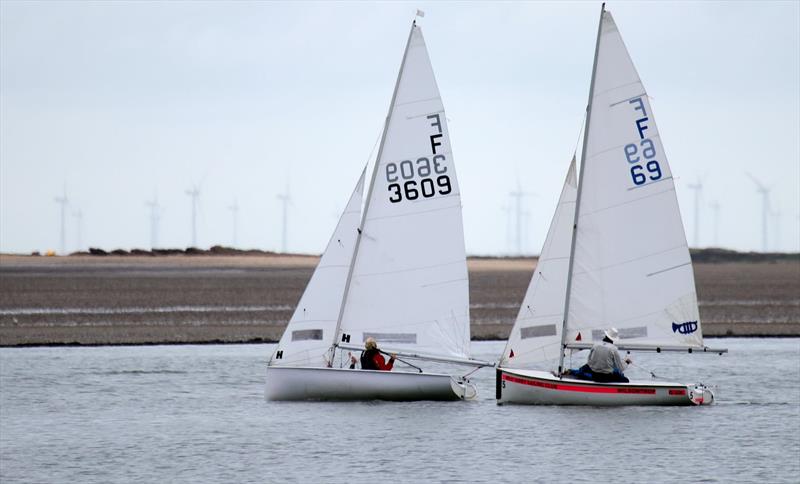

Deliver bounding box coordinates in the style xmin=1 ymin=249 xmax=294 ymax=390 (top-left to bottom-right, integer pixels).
xmin=277 ymin=185 xmax=291 ymax=253
xmin=54 ymin=186 xmax=68 ymax=255
xmin=687 ymin=178 xmax=703 ymax=247
xmin=508 ymin=178 xmax=535 ymax=256
xmin=186 ymin=185 xmax=201 ymax=248
xmin=228 ymin=198 xmax=240 ymax=247
xmin=146 ymin=191 xmax=162 ymax=250
xmin=746 ymin=173 xmax=770 ymax=252
xmin=709 ymin=201 xmax=720 ymax=247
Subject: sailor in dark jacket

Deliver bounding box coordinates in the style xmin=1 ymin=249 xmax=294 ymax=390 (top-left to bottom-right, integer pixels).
xmin=349 ymin=337 xmax=395 ymax=370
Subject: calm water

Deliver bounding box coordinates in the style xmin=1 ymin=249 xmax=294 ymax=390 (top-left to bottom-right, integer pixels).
xmin=1 ymin=339 xmax=798 ymax=483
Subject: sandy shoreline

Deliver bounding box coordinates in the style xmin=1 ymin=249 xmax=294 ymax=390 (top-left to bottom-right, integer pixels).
xmin=1 ymin=254 xmax=798 ymax=346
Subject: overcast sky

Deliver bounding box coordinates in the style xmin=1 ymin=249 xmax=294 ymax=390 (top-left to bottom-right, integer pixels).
xmin=1 ymin=1 xmax=798 ymax=255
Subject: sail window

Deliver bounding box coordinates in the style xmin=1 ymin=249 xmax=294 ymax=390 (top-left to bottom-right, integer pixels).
xmin=291 ymin=329 xmax=323 ymax=341
xmin=591 ymin=327 xmax=648 ymax=341
xmin=520 ymin=324 xmax=558 ymax=339
xmin=363 ymin=333 xmax=417 ymax=344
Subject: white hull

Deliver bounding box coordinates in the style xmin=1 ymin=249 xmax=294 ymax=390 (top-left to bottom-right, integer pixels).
xmin=265 ymin=366 xmax=476 ymax=402
xmin=496 ymin=368 xmax=713 ymax=406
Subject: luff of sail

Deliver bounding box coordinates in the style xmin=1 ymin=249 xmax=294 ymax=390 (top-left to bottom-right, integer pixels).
xmin=337 ymin=23 xmax=471 ymax=360
xmin=565 ymin=9 xmax=703 ymax=351
xmin=501 ymin=157 xmax=577 ymax=368
xmin=269 ymin=169 xmax=366 ymax=367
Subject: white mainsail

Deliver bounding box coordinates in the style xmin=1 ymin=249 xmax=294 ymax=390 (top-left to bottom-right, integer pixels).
xmin=269 ymin=169 xmax=365 ymax=367
xmin=564 ymin=9 xmax=703 ymax=352
xmin=336 ymin=23 xmax=471 ymax=360
xmin=500 ymin=157 xmax=577 ymax=368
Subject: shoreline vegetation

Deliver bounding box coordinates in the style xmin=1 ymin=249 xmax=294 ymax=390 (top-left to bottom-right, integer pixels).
xmin=1 ymin=247 xmax=798 ymax=347
xmin=17 ymin=244 xmax=800 ymax=263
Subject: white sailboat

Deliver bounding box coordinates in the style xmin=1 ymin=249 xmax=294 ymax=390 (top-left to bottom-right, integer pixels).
xmin=496 ymin=4 xmax=726 ymax=406
xmin=266 ymin=19 xmax=490 ymax=401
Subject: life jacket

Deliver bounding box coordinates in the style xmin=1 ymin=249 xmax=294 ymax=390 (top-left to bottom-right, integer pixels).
xmin=360 ymin=349 xmax=380 ymax=370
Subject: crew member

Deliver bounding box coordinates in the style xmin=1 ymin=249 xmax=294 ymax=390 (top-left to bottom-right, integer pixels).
xmin=350 ymin=337 xmax=395 ymax=371
xmin=571 ymin=328 xmax=631 ymax=383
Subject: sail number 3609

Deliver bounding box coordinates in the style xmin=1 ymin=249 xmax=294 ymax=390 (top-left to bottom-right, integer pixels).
xmin=386 ymin=156 xmax=452 ymax=203
xmin=625 ymin=97 xmax=662 ymax=187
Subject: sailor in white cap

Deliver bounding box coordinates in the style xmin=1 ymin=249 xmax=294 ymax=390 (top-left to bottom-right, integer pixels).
xmin=577 ymin=328 xmax=632 ymax=383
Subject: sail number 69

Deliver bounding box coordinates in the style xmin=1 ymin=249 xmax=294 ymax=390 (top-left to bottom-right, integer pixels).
xmin=624 ymin=138 xmax=662 ymax=186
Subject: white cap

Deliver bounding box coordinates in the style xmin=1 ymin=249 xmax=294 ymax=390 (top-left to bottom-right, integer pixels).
xmin=604 ymin=327 xmax=619 ymax=343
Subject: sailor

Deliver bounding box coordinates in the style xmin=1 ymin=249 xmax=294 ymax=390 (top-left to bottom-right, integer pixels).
xmin=573 ymin=328 xmax=631 ymax=383
xmin=349 ymin=337 xmax=395 ymax=371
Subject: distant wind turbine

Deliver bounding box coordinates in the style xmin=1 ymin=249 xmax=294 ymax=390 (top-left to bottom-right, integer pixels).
xmin=746 ymin=173 xmax=770 ymax=252
xmin=146 ymin=191 xmax=162 ymax=250
xmin=508 ymin=178 xmax=535 ymax=256
xmin=54 ymin=186 xmax=69 ymax=255
xmin=186 ymin=185 xmax=201 ymax=248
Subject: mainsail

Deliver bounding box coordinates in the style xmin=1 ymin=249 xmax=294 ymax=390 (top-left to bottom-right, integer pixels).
xmin=500 ymin=157 xmax=577 ymax=368
xmin=269 ymin=169 xmax=365 ymax=367
xmin=336 ymin=23 xmax=471 ymax=360
xmin=563 ymin=9 xmax=703 ymax=353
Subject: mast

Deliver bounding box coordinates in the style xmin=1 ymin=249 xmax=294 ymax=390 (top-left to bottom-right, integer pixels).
xmin=557 ymin=3 xmax=605 ymax=375
xmin=329 ymin=21 xmax=418 ymax=360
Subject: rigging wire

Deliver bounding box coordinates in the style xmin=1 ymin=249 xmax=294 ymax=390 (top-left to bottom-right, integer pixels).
xmin=572 ymin=111 xmax=587 ymax=159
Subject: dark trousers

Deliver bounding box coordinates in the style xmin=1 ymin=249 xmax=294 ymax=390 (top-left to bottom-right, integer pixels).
xmin=574 ymin=364 xmax=630 ymax=383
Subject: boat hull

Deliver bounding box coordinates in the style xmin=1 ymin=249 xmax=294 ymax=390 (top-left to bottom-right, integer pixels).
xmin=496 ymin=368 xmax=713 ymax=406
xmin=265 ymin=366 xmax=474 ymax=401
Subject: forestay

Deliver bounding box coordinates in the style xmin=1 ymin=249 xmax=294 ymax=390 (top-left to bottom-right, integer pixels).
xmin=269 ymin=169 xmax=365 ymax=367
xmin=337 ymin=24 xmax=471 ymax=360
xmin=500 ymin=158 xmax=577 ymax=368
xmin=565 ymin=10 xmax=703 ymax=350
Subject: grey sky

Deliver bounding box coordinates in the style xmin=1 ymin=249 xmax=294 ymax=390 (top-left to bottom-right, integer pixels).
xmin=1 ymin=1 xmax=798 ymax=255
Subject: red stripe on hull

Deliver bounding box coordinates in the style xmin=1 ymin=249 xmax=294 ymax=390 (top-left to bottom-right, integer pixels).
xmin=502 ymin=373 xmax=686 ymax=396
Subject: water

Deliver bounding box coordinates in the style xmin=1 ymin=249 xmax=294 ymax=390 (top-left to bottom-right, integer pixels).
xmin=1 ymin=339 xmax=798 ymax=483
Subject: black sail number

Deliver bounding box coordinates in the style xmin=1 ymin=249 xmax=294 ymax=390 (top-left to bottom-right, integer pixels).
xmin=420 ymin=178 xmax=435 ymax=197
xmin=404 ymin=181 xmax=419 ymax=200
xmin=385 ymin=157 xmax=452 ymax=203
xmin=437 ymin=175 xmax=452 ymax=195
xmin=388 ymin=175 xmax=452 ymax=203
xmin=388 ymin=183 xmax=402 ymax=203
